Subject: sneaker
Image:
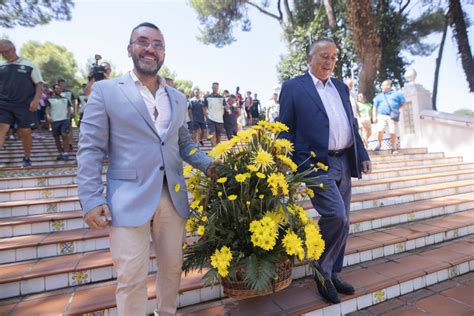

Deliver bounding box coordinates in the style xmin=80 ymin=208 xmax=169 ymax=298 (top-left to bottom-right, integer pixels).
xmin=22 ymin=157 xmax=32 ymax=168
xmin=63 ymin=154 xmax=69 ymax=161
xmin=374 ymin=144 xmax=381 ymax=151
xmin=392 ymin=150 xmax=399 ymax=154
xmin=8 ymin=135 xmax=15 ymax=140
xmin=56 ymin=154 xmax=64 ymax=161
xmin=199 ymin=141 xmax=204 ymax=146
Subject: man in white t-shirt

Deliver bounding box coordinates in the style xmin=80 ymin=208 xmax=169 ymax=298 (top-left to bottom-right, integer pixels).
xmin=203 ymin=82 xmax=226 ymax=146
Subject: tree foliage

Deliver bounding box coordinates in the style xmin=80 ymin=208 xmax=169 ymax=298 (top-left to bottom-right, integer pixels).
xmin=20 ymin=41 xmax=78 ymax=89
xmin=159 ymin=65 xmax=194 ymax=96
xmin=0 ymin=0 xmax=74 ymax=28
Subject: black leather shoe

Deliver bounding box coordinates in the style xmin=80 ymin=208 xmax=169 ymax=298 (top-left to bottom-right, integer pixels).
xmin=313 ymin=274 xmax=340 ymax=304
xmin=332 ymin=276 xmax=355 ymax=295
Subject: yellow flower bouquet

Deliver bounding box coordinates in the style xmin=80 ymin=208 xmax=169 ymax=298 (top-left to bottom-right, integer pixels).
xmin=182 ymin=121 xmax=325 ymax=296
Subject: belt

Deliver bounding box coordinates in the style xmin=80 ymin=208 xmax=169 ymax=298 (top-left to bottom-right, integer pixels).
xmin=328 ymin=149 xmax=347 ymax=157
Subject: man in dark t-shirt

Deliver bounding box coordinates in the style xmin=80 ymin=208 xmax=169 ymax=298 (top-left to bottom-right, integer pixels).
xmin=250 ymin=93 xmax=261 ymax=123
xmin=223 ymin=94 xmax=238 ymax=140
xmin=188 ymin=88 xmax=206 ymax=146
xmin=0 ymin=40 xmax=44 ymax=167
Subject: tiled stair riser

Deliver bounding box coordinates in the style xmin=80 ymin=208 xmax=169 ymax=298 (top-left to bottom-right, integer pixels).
xmin=373 ymin=157 xmax=462 ymax=170
xmin=1 ymin=224 xmax=471 ymax=299
xmin=0 ymin=217 xmax=86 ymax=238
xmin=348 ymin=202 xmax=474 ymax=234
xmin=369 ymin=152 xmax=444 ymax=162
xmin=2 ymin=172 xmax=472 ymax=202
xmin=352 ymin=173 xmax=474 ymax=195
xmin=351 ymin=184 xmax=474 ymax=211
xmin=363 ymin=163 xmax=474 ymax=181
xmin=2 ymin=182 xmax=472 ymax=218
xmin=0 ymin=201 xmax=79 ymax=218
xmin=0 ymin=236 xmax=109 ymax=264
xmin=302 ymin=261 xmax=474 ymax=316
xmin=0 ymin=174 xmax=106 ymax=189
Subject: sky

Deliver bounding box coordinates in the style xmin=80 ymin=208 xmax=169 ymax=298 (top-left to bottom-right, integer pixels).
xmin=1 ymin=0 xmax=473 ymax=113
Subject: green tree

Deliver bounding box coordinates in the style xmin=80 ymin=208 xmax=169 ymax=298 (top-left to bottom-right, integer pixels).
xmin=159 ymin=65 xmax=194 ymax=96
xmin=20 ymin=41 xmax=78 ymax=89
xmin=0 ymin=0 xmax=74 ymax=28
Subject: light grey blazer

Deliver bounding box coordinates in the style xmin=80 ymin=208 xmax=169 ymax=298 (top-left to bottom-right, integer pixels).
xmin=77 ymin=72 xmax=212 ymax=227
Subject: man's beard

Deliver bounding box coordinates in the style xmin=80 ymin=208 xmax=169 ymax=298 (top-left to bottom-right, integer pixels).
xmin=132 ymin=54 xmax=163 ymax=76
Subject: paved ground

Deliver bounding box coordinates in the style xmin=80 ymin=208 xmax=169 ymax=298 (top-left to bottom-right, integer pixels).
xmin=349 ymin=272 xmax=474 ymax=316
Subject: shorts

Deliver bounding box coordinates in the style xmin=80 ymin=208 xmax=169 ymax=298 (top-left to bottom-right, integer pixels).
xmin=376 ymin=114 xmax=398 ymax=134
xmin=192 ymin=121 xmax=206 ymax=131
xmin=0 ymin=105 xmax=37 ymax=128
xmin=51 ymin=119 xmax=70 ymax=137
xmin=359 ymin=117 xmax=372 ymax=130
xmin=207 ymin=119 xmax=223 ymax=135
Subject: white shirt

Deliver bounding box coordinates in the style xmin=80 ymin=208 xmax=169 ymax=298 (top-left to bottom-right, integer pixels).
xmin=130 ymin=70 xmax=171 ymax=139
xmin=308 ymin=72 xmax=353 ymax=150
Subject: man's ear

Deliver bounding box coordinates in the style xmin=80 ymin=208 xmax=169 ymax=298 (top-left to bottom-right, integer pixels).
xmin=127 ymin=45 xmax=132 ymax=57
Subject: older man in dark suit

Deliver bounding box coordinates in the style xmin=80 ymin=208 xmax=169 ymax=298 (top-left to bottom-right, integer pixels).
xmin=279 ymin=38 xmax=372 ymax=304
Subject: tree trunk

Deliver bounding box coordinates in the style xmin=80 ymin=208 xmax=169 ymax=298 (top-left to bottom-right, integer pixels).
xmin=448 ymin=0 xmax=474 ymax=92
xmin=432 ymin=16 xmax=449 ymax=111
xmin=323 ymin=0 xmax=337 ymax=31
xmin=346 ymin=0 xmax=381 ymax=101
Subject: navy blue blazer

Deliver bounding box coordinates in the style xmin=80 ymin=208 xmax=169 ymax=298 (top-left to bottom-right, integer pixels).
xmin=279 ymin=72 xmax=370 ymax=179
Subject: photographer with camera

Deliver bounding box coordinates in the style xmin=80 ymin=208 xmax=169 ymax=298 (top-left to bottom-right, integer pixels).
xmin=84 ymin=54 xmax=112 ymax=97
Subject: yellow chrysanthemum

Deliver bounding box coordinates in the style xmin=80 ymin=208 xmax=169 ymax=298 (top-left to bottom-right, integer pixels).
xmin=259 ymin=194 xmax=264 ymax=199
xmin=210 ymin=246 xmax=233 ymax=277
xmin=249 ymin=216 xmax=278 ymax=251
xmin=310 ymin=151 xmax=317 ymax=158
xmin=188 ymin=148 xmax=198 ymax=156
xmin=247 ymin=165 xmax=258 ymax=172
xmin=235 ymin=173 xmax=248 ymax=183
xmin=267 ymin=172 xmax=289 ymax=196
xmin=183 ymin=165 xmax=193 ymax=176
xmin=305 ymin=223 xmax=325 ymax=260
xmin=256 ymin=172 xmax=266 ymax=179
xmin=207 ymin=134 xmax=214 ymax=139
xmin=201 ymin=215 xmax=208 ymax=222
xmin=253 ymin=148 xmax=274 ymax=171
xmin=174 ymin=184 xmax=181 ymax=192
xmin=316 ymin=162 xmax=329 ymax=171
xmin=282 ymin=230 xmax=305 ymax=261
xmin=274 ymin=139 xmax=294 ymax=154
xmin=228 ymin=195 xmax=238 ymax=201
xmin=217 ymin=177 xmax=228 ymax=184
xmin=208 ymin=140 xmax=234 ymax=158
xmin=197 ymin=225 xmax=205 ymax=236
xmin=185 ymin=217 xmax=197 ymax=234
xmin=306 ymin=188 xmax=315 ymax=198
xmin=277 ymin=155 xmax=298 ymax=172
xmin=218 ymin=191 xmax=223 ymax=197
xmin=190 ymin=200 xmax=200 ymax=209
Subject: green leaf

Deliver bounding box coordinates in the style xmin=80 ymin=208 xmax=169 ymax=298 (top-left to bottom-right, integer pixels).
xmin=243 ymin=254 xmax=278 ymax=292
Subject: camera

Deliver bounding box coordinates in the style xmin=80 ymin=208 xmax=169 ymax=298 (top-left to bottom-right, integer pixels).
xmin=89 ymin=54 xmax=107 ymax=81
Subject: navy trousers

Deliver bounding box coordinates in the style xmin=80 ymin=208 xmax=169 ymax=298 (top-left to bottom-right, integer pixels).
xmin=310 ymin=153 xmax=352 ymax=280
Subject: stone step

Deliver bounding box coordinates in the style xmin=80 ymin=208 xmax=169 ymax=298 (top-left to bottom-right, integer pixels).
xmin=0 ymin=158 xmax=78 ymax=168
xmin=363 ymin=162 xmax=474 ymax=181
xmin=2 ymin=168 xmax=473 ymax=202
xmin=0 ymin=210 xmax=471 ymax=300
xmin=0 ymin=236 xmax=471 ymax=315
xmin=2 ymin=192 xmax=473 ymax=239
xmin=177 ymin=236 xmax=474 ymax=316
xmin=368 ymin=152 xmax=444 ymax=162
xmin=0 ymin=153 xmax=78 ymax=163
xmin=1 ymin=179 xmax=472 ymax=218
xmin=371 ymin=156 xmax=463 ymax=170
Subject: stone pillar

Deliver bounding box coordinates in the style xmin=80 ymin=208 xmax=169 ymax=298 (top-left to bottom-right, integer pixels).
xmin=400 ymin=69 xmax=432 ymax=149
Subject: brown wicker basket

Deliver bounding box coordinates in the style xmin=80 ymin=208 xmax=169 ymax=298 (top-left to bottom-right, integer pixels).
xmin=222 ymin=259 xmax=293 ymax=298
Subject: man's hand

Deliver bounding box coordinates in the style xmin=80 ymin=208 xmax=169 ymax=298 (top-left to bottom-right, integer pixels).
xmin=206 ymin=160 xmax=222 ymax=180
xmin=29 ymin=100 xmax=39 ymax=112
xmin=361 ymin=160 xmax=372 ymax=174
xmin=85 ymin=204 xmax=112 ymax=230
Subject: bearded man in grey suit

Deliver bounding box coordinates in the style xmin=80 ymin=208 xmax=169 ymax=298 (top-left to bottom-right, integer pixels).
xmin=77 ymin=22 xmax=217 ymax=316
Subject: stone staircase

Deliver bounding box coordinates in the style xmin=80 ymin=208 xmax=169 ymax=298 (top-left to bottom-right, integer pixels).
xmin=0 ymin=129 xmax=472 ymax=315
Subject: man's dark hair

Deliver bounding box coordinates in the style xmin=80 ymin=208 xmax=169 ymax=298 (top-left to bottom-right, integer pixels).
xmin=0 ymin=39 xmax=14 ymax=47
xmin=52 ymin=83 xmax=61 ymax=90
xmin=307 ymin=38 xmax=336 ymax=57
xmin=129 ymin=22 xmax=161 ymax=44
xmin=223 ymin=90 xmax=229 ymax=94
xmin=212 ymin=82 xmax=219 ymax=86
xmin=57 ymin=78 xmax=66 ymax=84
xmin=228 ymin=94 xmax=236 ymax=99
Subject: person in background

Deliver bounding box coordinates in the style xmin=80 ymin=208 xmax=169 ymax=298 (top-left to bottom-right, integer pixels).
xmin=188 ymin=88 xmax=206 ymax=146
xmin=373 ymin=79 xmax=406 ymax=154
xmin=223 ymin=94 xmax=238 ymax=140
xmin=45 ymin=83 xmax=73 ymax=161
xmin=203 ymin=82 xmax=226 ymax=146
xmin=266 ymin=91 xmax=279 ymax=122
xmin=356 ymin=92 xmax=374 ymax=149
xmin=0 ymin=39 xmax=44 ymax=167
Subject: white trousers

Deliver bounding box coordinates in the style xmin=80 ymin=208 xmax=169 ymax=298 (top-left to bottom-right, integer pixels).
xmin=109 ymin=184 xmax=186 ymax=316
